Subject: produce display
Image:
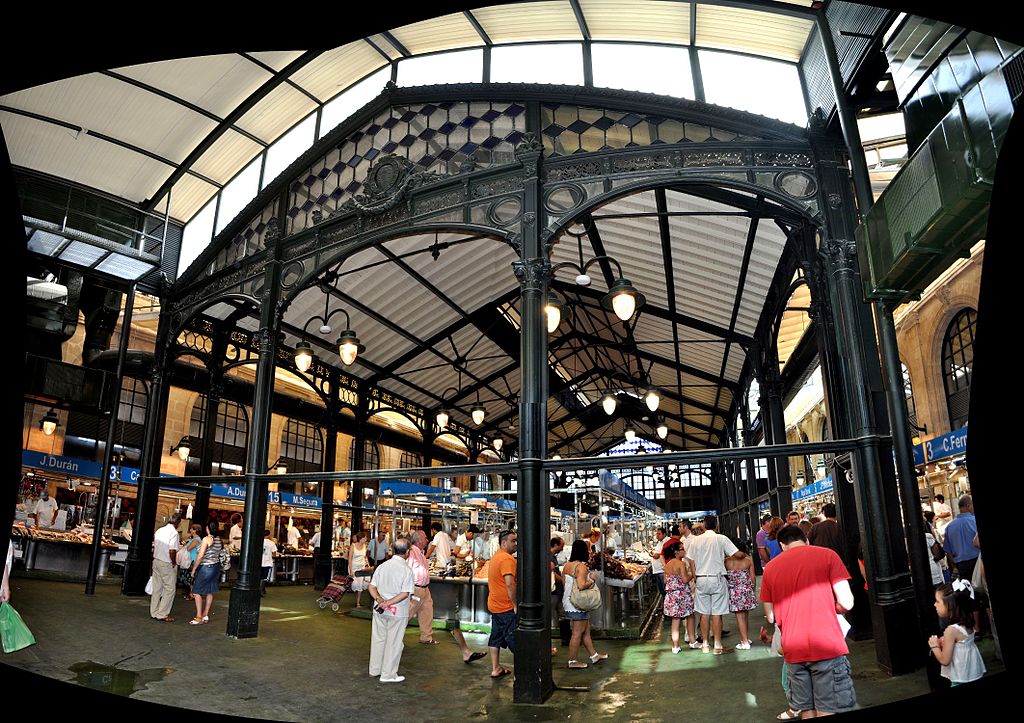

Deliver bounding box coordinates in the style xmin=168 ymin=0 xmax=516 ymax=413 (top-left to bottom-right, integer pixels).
xmin=11 ymin=524 xmax=117 ymax=549
xmin=589 ymin=550 xmax=648 ymax=580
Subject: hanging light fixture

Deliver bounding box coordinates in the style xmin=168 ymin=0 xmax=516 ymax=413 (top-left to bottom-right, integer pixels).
xmin=336 ymin=329 xmax=364 ymax=366
xmin=294 ymin=341 xmax=315 ymax=373
xmin=471 ymin=394 xmax=486 ymax=426
xmin=601 ymin=390 xmax=617 ymax=416
xmin=544 ymin=291 xmax=565 ymax=334
xmin=624 ymin=424 xmax=637 ymax=443
xmin=436 ymin=408 xmax=450 ymax=430
xmin=601 ymin=276 xmax=646 ymax=322
xmin=39 ymin=408 xmax=59 ymax=436
xmin=169 ymin=436 xmax=192 ymax=461
xmin=656 ymin=418 xmax=669 ymax=440
xmin=493 ymin=437 xmax=503 ymax=452
xmin=644 ymin=387 xmax=661 ymax=412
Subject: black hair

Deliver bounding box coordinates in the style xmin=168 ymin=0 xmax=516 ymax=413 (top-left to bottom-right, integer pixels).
xmin=550 ymin=537 xmax=564 ymax=548
xmin=936 ymin=582 xmax=977 ymax=628
xmin=498 ymin=529 xmax=516 ymax=545
xmin=935 ymin=494 xmax=944 ymax=503
xmin=776 ymin=524 xmax=806 ymax=546
xmin=732 ymin=537 xmax=749 ymax=555
xmin=264 ymin=529 xmax=270 ymax=536
xmin=207 ymin=520 xmax=220 ymax=537
xmin=760 ymin=514 xmax=773 ymax=525
xmin=704 ymin=515 xmax=718 ymax=531
xmin=569 ymin=539 xmax=591 ymax=563
xmin=678 ymin=519 xmax=692 ymax=531
xmin=822 ymin=503 xmax=837 ymax=518
xmin=924 ymin=510 xmax=935 ymax=524
xmin=430 ymin=521 xmax=443 ymax=533
xmin=662 ymin=541 xmax=682 ymax=560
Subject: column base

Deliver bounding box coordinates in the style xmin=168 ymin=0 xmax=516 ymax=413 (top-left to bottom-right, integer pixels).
xmin=121 ymin=556 xmax=151 ymax=596
xmin=313 ymin=554 xmax=332 ymax=591
xmin=512 ymin=625 xmax=554 ymax=704
xmin=226 ymin=580 xmax=263 ymax=638
xmin=868 ymin=595 xmax=923 ymax=675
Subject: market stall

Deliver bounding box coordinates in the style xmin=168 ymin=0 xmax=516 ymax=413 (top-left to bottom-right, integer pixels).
xmin=914 ymin=425 xmax=970 ymax=511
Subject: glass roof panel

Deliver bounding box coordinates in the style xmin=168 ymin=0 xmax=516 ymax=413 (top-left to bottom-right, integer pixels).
xmin=397 ymin=48 xmax=484 ymax=87
xmin=699 ymin=49 xmax=808 ymax=126
xmin=580 ymin=0 xmax=691 ymax=44
xmin=215 ymin=156 xmax=261 ymax=234
xmin=288 ymin=42 xmax=390 ymax=104
xmin=695 ymin=5 xmax=814 ymax=63
xmin=592 ymin=43 xmax=694 ymax=98
xmin=167 ymin=173 xmax=220 ymax=229
xmin=472 ymin=2 xmax=585 ymax=43
xmin=261 ymin=112 xmax=316 ymax=190
xmin=390 ymin=12 xmax=485 ymax=54
xmin=490 ymin=43 xmax=585 ymax=85
xmin=178 ymin=198 xmax=217 ymax=278
xmin=319 ymin=66 xmax=392 ymax=139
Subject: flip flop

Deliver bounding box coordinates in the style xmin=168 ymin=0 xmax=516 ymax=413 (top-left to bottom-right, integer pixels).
xmin=777 ymin=709 xmax=802 ymax=720
xmin=419 ymin=639 xmax=441 ymax=645
xmin=464 ymin=651 xmax=487 ymax=663
xmin=490 ymin=668 xmax=512 ymax=678
xmin=160 ymin=617 xmax=175 ymax=622
xmin=589 ymin=653 xmax=608 ymax=663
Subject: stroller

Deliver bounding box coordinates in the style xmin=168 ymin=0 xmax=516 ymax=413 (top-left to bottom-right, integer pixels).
xmin=317 ymin=574 xmax=354 ymax=612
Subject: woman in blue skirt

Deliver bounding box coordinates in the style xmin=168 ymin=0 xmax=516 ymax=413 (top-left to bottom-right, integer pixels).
xmin=189 ymin=520 xmax=225 ymax=625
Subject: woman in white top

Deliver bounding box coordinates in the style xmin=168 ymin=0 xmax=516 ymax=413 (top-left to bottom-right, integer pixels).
xmin=562 ymin=540 xmax=608 ymax=669
xmin=349 ymin=532 xmax=370 ymax=608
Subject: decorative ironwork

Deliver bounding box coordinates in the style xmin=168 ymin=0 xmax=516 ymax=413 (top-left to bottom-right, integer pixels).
xmin=754 ymin=152 xmax=813 ymax=167
xmin=822 ymin=238 xmax=859 ymax=275
xmin=682 ymin=151 xmax=745 ymax=167
xmin=417 ymin=189 xmax=464 ymax=215
xmin=514 ymin=132 xmax=543 ymax=156
xmin=612 ymin=153 xmax=675 ymax=173
xmin=544 ymin=162 xmax=602 ymax=182
xmin=472 ymin=175 xmax=525 ymax=199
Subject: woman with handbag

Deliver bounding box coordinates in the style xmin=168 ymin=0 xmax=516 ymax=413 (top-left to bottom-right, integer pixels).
xmin=562 ymin=540 xmax=608 ymax=669
xmin=181 ymin=524 xmax=203 ymax=601
xmin=189 ymin=521 xmax=225 ymax=625
xmin=349 ymin=532 xmax=371 ymax=608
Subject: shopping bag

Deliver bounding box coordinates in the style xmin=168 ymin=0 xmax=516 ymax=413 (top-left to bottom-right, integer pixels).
xmin=0 ymin=602 xmax=36 ymax=653
xmin=145 ymin=576 xmax=154 ymax=595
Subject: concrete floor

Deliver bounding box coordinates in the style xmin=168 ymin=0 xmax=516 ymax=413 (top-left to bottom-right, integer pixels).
xmin=1 ymin=575 xmax=1001 ymax=721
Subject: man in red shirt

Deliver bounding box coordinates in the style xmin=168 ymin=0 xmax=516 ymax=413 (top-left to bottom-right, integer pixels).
xmin=486 ymin=529 xmax=518 ymax=679
xmin=760 ymin=524 xmax=856 ymax=717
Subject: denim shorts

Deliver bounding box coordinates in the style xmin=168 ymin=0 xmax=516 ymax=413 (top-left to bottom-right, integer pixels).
xmin=786 ymin=655 xmax=856 ymax=713
xmin=488 ymin=610 xmax=516 ymax=651
xmin=566 ymin=610 xmax=590 ymax=621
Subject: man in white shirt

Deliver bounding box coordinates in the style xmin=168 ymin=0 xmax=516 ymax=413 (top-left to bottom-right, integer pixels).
xmin=683 ymin=515 xmax=745 ymax=653
xmin=261 ymin=529 xmax=278 ymax=597
xmin=368 ymin=537 xmax=416 ymax=683
xmin=932 ymin=494 xmax=953 ymax=539
xmin=286 ymin=523 xmax=302 ymax=548
xmin=649 ymin=527 xmax=668 ymax=596
xmin=310 ymin=525 xmax=322 ymax=550
xmin=229 ymin=515 xmax=243 ymax=551
xmin=151 ymin=512 xmax=182 ymax=621
xmin=33 ymin=490 xmax=59 ymax=529
xmin=426 ymin=521 xmax=452 ymax=568
xmin=454 ymin=525 xmax=480 ymax=561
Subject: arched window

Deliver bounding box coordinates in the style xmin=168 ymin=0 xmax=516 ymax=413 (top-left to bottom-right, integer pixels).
xmin=189 ymin=395 xmax=249 ymax=474
xmin=117 ymin=377 xmax=147 ymax=425
xmin=942 ymin=308 xmax=976 ymax=430
xmin=400 ymin=450 xmax=421 ymax=483
xmin=901 ymin=362 xmax=918 ymax=428
xmin=348 ymin=439 xmax=380 ymax=471
xmin=281 ymin=418 xmax=323 ymax=474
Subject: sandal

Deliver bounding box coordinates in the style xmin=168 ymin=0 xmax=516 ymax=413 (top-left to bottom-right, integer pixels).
xmin=777 ymin=709 xmax=802 ymax=720
xmin=202 ymin=616 xmax=209 ymax=623
xmin=490 ymin=667 xmax=512 ymax=678
xmin=464 ymin=651 xmax=487 ymax=663
xmin=189 ymin=617 xmax=204 ymax=625
xmin=419 ymin=639 xmax=440 ymax=645
xmin=567 ymin=660 xmax=589 ymax=669
xmin=589 ymin=653 xmax=608 ymax=663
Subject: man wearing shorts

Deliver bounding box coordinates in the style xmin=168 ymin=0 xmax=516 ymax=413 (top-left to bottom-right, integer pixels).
xmin=761 ymin=524 xmax=856 ymax=717
xmin=683 ymin=515 xmax=744 ymax=653
xmin=486 ymin=529 xmax=518 ymax=679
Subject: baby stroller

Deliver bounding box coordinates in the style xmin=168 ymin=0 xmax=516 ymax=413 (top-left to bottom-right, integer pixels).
xmin=317 ymin=574 xmax=354 ymax=612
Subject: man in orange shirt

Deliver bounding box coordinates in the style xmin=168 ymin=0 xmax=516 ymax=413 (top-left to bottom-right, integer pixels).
xmin=486 ymin=529 xmax=518 ymax=679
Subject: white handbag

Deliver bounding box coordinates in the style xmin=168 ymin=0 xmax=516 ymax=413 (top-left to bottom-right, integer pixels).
xmin=144 ymin=576 xmax=153 ymax=595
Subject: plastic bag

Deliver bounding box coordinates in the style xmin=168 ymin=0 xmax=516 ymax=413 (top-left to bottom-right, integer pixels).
xmin=145 ymin=576 xmax=153 ymax=595
xmin=0 ymin=602 xmax=36 ymax=653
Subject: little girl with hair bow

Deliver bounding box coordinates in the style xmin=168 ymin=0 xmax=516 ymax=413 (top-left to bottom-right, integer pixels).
xmin=928 ymin=579 xmax=986 ymax=686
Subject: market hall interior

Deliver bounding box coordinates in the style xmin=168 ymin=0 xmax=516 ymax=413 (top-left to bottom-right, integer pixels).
xmin=3 ymin=0 xmax=1017 ymax=717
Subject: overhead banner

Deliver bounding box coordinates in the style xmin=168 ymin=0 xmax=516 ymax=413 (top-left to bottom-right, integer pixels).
xmin=22 ymin=450 xmax=154 ymax=483
xmin=210 ymin=483 xmax=322 ymax=510
xmin=913 ymin=425 xmax=968 ymax=465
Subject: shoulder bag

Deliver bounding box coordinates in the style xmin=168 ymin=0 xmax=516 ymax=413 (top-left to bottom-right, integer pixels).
xmin=217 ymin=541 xmax=231 ymax=572
xmin=568 ymin=563 xmax=602 ymax=611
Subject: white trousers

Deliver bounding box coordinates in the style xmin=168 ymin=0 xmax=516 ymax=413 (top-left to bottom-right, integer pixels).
xmin=369 ymin=612 xmax=409 ymax=679
xmin=150 ymin=559 xmax=177 ymax=618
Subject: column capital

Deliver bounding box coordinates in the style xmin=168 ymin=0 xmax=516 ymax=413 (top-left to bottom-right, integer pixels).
xmin=821 ymin=238 xmax=859 ymax=277
xmin=512 ymin=258 xmax=551 ymax=290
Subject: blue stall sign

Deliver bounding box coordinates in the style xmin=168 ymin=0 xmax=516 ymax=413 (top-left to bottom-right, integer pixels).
xmin=912 ymin=425 xmax=968 ymax=465
xmin=792 ymin=476 xmax=834 ymax=502
xmin=21 ymin=450 xmax=163 ymax=484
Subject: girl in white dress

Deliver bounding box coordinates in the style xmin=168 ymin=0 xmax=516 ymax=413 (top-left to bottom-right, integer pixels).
xmin=928 ymin=580 xmax=986 ymax=686
xmin=348 ymin=532 xmax=370 ymax=608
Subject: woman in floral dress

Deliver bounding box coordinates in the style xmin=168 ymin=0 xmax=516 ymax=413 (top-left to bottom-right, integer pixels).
xmin=662 ymin=541 xmax=696 ymax=654
xmin=725 ymin=539 xmax=757 ymax=649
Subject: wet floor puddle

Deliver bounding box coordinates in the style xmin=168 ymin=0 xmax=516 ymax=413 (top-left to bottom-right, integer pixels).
xmin=68 ymin=661 xmax=174 ymax=696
